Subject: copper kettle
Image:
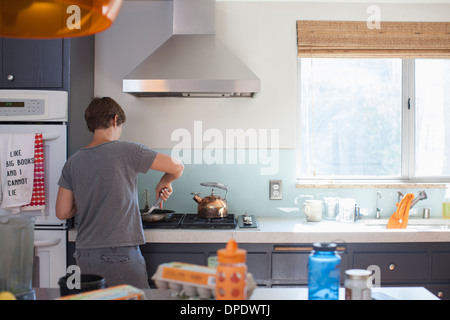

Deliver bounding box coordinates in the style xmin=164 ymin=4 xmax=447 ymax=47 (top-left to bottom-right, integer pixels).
xmin=192 ymin=182 xmax=228 ymax=218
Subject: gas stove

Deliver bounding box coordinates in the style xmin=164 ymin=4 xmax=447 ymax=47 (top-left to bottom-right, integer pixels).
xmin=180 ymin=214 xmax=237 ymax=229
xmin=142 ymin=213 xmax=258 ymax=230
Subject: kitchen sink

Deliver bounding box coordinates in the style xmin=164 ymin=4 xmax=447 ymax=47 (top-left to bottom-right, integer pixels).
xmin=365 ymin=224 xmax=449 ymax=230
xmin=360 ymin=219 xmax=450 ymax=231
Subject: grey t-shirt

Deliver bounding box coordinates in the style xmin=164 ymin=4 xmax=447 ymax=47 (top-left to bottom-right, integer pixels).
xmin=58 ymin=141 xmax=158 ymax=249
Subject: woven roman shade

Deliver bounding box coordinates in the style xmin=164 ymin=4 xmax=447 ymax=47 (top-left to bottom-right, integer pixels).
xmin=297 ymin=20 xmax=450 ymax=58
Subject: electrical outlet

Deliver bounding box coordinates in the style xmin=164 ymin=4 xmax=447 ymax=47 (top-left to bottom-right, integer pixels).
xmin=269 ymin=180 xmax=282 ymax=200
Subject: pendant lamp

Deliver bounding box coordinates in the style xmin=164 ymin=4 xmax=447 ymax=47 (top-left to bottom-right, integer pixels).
xmin=0 ymin=0 xmax=123 ymax=39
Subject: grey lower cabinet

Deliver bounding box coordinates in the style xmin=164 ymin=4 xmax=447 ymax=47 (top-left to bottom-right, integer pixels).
xmin=139 ymin=242 xmax=450 ymax=300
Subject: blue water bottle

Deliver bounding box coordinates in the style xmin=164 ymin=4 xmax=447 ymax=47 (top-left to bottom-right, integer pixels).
xmin=308 ymin=242 xmax=341 ymax=300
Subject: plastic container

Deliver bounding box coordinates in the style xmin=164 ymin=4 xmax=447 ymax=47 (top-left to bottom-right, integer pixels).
xmin=443 ymin=188 xmax=450 ymax=219
xmin=0 ymin=214 xmax=35 ymax=297
xmin=58 ymin=274 xmax=107 ymax=297
xmin=216 ymin=239 xmax=247 ymax=300
xmin=308 ymin=242 xmax=341 ymax=300
xmin=344 ymin=269 xmax=372 ymax=300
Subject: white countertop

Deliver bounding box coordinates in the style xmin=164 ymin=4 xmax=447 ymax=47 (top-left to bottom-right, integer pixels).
xmin=35 ymin=286 xmax=438 ymax=300
xmin=250 ymin=287 xmax=439 ymax=300
xmin=69 ymin=217 xmax=450 ymax=244
xmin=141 ymin=217 xmax=450 ymax=243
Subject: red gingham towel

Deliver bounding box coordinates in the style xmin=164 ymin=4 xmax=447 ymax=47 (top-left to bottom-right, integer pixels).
xmin=22 ymin=133 xmax=45 ymax=211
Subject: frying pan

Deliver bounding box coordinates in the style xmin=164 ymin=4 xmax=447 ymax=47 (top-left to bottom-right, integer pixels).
xmin=141 ymin=209 xmax=175 ymax=223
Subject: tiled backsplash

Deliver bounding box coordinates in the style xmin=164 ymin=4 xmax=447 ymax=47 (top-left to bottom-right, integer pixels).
xmin=138 ymin=149 xmax=448 ymax=219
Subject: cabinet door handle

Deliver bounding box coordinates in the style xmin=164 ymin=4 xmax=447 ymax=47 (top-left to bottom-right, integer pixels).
xmin=7 ymin=74 xmax=14 ymax=81
xmin=388 ymin=263 xmax=395 ymax=271
xmin=437 ymin=291 xmax=444 ymax=298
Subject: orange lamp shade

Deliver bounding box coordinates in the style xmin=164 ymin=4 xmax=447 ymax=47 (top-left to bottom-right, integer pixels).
xmin=0 ymin=0 xmax=123 ymax=39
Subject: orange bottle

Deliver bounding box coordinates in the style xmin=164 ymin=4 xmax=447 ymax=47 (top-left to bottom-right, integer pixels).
xmin=216 ymin=239 xmax=247 ymax=300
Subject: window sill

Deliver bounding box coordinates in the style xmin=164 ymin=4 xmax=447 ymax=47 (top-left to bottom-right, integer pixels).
xmin=295 ymin=181 xmax=448 ymax=189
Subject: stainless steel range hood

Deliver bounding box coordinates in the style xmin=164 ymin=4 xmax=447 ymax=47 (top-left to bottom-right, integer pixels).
xmin=123 ymin=0 xmax=260 ymax=98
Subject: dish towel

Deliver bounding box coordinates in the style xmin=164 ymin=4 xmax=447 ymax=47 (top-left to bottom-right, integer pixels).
xmin=0 ymin=133 xmax=36 ymax=213
xmin=387 ymin=193 xmax=414 ymax=229
xmin=22 ymin=133 xmax=45 ymax=212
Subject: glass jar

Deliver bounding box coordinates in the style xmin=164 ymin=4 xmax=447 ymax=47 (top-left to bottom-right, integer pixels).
xmin=344 ymin=269 xmax=372 ymax=300
xmin=443 ymin=187 xmax=450 ymax=219
xmin=308 ymin=242 xmax=341 ymax=300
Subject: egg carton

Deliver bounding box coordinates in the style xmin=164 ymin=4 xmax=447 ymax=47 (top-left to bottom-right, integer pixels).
xmin=151 ymin=262 xmax=256 ymax=299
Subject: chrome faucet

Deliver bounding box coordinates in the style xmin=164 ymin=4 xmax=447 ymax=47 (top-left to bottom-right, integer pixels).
xmin=397 ymin=190 xmax=427 ymax=209
xmin=410 ymin=190 xmax=428 ymax=208
xmin=397 ymin=190 xmax=404 ymax=202
xmin=375 ymin=191 xmax=382 ymax=219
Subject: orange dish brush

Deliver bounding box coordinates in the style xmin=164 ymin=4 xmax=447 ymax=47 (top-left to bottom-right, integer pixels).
xmin=387 ymin=193 xmax=414 ymax=229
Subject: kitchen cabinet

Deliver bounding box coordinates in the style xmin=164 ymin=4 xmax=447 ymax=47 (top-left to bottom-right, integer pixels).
xmin=0 ymin=38 xmax=64 ymax=88
xmin=0 ymin=36 xmax=94 ymax=155
xmin=348 ymin=243 xmax=450 ymax=300
xmin=137 ymin=242 xmax=450 ymax=299
xmin=0 ymin=36 xmax=96 ymax=155
xmin=353 ymin=252 xmax=429 ymax=282
xmin=139 ymin=243 xmax=271 ymax=287
xmin=68 ymin=240 xmax=450 ymax=298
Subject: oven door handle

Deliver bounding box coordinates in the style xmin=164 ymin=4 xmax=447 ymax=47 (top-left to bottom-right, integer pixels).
xmin=42 ymin=132 xmax=61 ymax=141
xmin=34 ymin=238 xmax=61 ymax=248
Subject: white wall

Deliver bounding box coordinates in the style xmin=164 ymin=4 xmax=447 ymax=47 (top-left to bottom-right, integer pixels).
xmin=95 ymin=1 xmax=450 ymax=150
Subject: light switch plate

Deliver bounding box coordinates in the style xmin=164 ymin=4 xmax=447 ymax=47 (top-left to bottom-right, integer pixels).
xmin=269 ymin=180 xmax=282 ymax=200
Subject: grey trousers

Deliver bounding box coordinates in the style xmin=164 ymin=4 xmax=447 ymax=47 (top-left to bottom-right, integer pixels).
xmin=74 ymin=246 xmax=150 ymax=289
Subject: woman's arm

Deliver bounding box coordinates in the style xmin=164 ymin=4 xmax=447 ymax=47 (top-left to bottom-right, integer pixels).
xmin=150 ymin=153 xmax=184 ymax=202
xmin=55 ymin=187 xmax=77 ymax=220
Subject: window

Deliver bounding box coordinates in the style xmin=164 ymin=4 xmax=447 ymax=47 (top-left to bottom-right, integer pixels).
xmin=298 ymin=58 xmax=450 ymax=181
xmin=415 ymin=59 xmax=450 ymax=177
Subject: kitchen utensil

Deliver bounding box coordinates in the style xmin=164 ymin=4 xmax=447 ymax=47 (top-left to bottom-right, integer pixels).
xmin=141 ymin=188 xmax=173 ymax=222
xmin=143 ymin=196 xmax=163 ymax=215
xmin=192 ymin=182 xmax=228 ymax=218
xmin=302 ymin=200 xmax=323 ymax=222
xmin=142 ymin=189 xmax=151 ymax=212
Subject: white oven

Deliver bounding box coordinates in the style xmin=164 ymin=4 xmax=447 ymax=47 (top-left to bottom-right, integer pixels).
xmin=0 ymin=90 xmax=68 ymax=288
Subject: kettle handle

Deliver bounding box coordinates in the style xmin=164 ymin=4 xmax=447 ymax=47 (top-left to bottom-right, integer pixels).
xmin=200 ymin=182 xmax=227 ymax=191
xmin=200 ymin=182 xmax=228 ymax=201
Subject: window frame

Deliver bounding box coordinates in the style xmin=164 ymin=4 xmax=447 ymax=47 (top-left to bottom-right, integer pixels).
xmin=296 ymin=58 xmax=450 ymax=184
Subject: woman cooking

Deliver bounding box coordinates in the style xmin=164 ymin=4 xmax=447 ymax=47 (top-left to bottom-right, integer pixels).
xmin=55 ymin=97 xmax=184 ymax=289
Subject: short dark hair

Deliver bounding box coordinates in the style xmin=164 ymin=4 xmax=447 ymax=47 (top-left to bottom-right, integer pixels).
xmin=84 ymin=97 xmax=126 ymax=133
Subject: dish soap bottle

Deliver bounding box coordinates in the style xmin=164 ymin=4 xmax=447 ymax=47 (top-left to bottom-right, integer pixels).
xmin=308 ymin=242 xmax=341 ymax=300
xmin=216 ymin=239 xmax=247 ymax=300
xmin=443 ymin=187 xmax=450 ymax=219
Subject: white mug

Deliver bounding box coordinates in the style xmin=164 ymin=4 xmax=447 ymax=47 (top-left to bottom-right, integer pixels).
xmin=303 ymin=200 xmax=323 ymax=222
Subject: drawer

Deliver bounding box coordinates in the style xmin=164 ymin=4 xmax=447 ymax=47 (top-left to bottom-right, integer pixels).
xmin=272 ymin=253 xmax=309 ymax=280
xmin=353 ymin=252 xmax=428 ymax=282
xmin=423 ymin=283 xmax=450 ymax=300
xmin=431 ymin=252 xmax=450 ymax=281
